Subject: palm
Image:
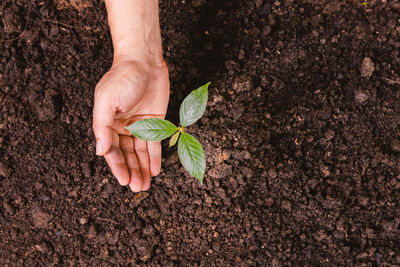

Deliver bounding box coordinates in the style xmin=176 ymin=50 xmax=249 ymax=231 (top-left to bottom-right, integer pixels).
xmin=93 ymin=60 xmax=170 ymax=191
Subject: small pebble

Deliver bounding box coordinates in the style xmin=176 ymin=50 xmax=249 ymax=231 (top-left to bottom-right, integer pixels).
xmin=320 ymin=164 xmax=330 ymax=177
xmin=35 ymin=243 xmax=48 ymax=253
xmin=354 ymin=90 xmax=368 ymax=104
xmin=253 ymin=225 xmax=263 ymax=231
xmin=361 ymin=57 xmax=374 ymax=78
xmin=79 ymin=217 xmax=89 ymax=225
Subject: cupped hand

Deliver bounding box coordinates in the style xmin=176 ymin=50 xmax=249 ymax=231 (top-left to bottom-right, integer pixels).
xmin=93 ymin=59 xmax=169 ymax=192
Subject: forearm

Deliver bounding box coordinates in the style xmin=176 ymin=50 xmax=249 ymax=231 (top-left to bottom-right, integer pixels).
xmin=105 ymin=0 xmax=164 ymax=66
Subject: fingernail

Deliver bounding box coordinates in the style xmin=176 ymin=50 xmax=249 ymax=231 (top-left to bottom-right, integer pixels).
xmin=96 ymin=140 xmax=103 ymax=155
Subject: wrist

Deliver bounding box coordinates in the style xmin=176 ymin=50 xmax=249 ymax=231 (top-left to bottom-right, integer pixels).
xmin=113 ymin=38 xmax=165 ymax=67
xmin=105 ymin=0 xmax=165 ymax=67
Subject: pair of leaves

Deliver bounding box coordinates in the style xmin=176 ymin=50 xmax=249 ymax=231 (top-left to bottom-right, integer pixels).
xmin=125 ymin=82 xmax=210 ymax=184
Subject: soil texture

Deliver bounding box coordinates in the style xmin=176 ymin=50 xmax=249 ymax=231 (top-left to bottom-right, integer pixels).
xmin=1 ymin=0 xmax=400 ymax=265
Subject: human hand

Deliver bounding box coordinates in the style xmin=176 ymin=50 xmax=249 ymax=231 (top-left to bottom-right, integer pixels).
xmin=93 ymin=59 xmax=169 ymax=191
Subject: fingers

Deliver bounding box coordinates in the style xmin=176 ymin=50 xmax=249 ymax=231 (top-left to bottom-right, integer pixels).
xmin=134 ymin=137 xmax=151 ymax=191
xmin=148 ymin=141 xmax=162 ymax=176
xmin=127 ymin=114 xmax=163 ymax=178
xmin=120 ymin=136 xmax=143 ymax=192
xmin=104 ymin=131 xmax=130 ymax=186
xmin=93 ymin=91 xmax=115 ymax=156
xmin=101 ymin=130 xmax=156 ymax=192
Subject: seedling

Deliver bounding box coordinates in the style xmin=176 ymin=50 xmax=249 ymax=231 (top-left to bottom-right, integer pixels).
xmin=125 ymin=82 xmax=210 ymax=184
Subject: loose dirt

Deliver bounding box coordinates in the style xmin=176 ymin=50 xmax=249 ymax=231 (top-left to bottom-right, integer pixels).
xmin=1 ymin=0 xmax=399 ymax=265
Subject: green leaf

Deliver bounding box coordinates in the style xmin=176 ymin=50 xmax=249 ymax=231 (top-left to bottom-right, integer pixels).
xmin=179 ymin=82 xmax=210 ymax=127
xmin=178 ymin=132 xmax=205 ymax=184
xmin=125 ymin=118 xmax=178 ymax=141
xmin=169 ymin=131 xmax=180 ymax=147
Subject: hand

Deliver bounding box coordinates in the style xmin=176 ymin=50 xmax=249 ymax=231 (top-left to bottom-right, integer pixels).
xmin=93 ymin=59 xmax=169 ymax=191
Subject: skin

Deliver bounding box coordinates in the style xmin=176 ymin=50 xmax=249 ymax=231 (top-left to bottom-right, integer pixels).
xmin=93 ymin=0 xmax=169 ymax=192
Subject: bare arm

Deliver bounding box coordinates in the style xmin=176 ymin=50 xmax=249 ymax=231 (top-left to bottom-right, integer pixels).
xmin=93 ymin=0 xmax=169 ymax=192
xmin=106 ymin=0 xmax=164 ymax=65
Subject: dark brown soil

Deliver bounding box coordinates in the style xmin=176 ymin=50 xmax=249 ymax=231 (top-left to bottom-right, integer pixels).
xmin=1 ymin=0 xmax=400 ymax=265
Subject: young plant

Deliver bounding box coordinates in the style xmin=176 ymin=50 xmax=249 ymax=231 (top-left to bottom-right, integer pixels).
xmin=125 ymin=82 xmax=210 ymax=184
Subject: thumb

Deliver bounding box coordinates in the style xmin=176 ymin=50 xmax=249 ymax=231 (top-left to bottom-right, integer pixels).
xmin=93 ymin=92 xmax=115 ymax=156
